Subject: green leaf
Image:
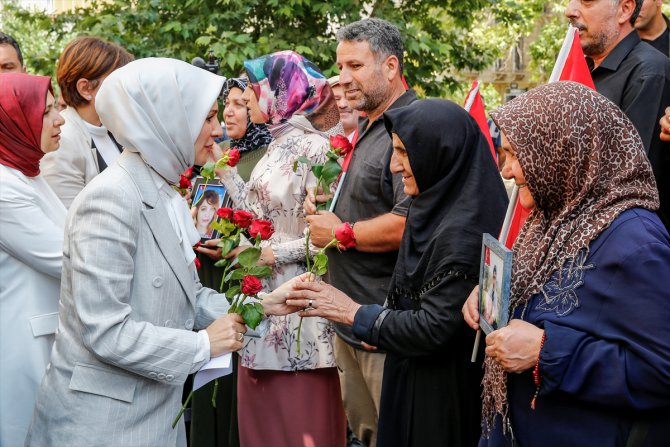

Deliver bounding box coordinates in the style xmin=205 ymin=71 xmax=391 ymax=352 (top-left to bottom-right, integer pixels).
xmin=214 ymin=258 xmax=229 ymax=268
xmin=200 ymin=161 xmax=216 ymax=180
xmin=225 ymin=285 xmax=241 ymax=299
xmin=249 ymin=265 xmax=273 ymax=278
xmin=320 ymin=159 xmax=342 ymax=186
xmin=237 ymin=247 xmax=261 ymax=269
xmin=218 ymin=237 xmax=236 ymax=257
xmin=240 ymin=303 xmax=264 ymax=329
xmin=226 ymin=269 xmax=247 ymax=282
xmin=312 ymin=164 xmax=323 ymax=178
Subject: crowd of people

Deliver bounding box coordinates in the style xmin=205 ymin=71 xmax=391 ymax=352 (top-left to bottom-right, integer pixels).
xmin=1 ymin=1 xmax=670 ymax=446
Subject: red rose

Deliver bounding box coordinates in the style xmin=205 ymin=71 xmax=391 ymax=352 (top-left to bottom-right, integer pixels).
xmin=194 ymin=258 xmax=201 ymax=269
xmin=216 ymin=207 xmax=234 ymax=221
xmin=334 ymin=223 xmax=356 ymax=249
xmin=178 ymin=174 xmax=191 ymax=190
xmin=248 ymin=219 xmax=275 ymax=240
xmin=330 ymin=134 xmax=353 ymax=157
xmin=241 ymin=275 xmax=263 ymax=296
xmin=226 ymin=147 xmax=241 ymax=167
xmin=183 ymin=166 xmax=194 ymax=179
xmin=232 ymin=209 xmax=254 ymax=228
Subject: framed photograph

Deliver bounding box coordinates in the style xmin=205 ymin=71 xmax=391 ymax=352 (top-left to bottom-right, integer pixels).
xmin=191 ymin=176 xmax=230 ymax=241
xmin=478 ymin=233 xmax=513 ymax=334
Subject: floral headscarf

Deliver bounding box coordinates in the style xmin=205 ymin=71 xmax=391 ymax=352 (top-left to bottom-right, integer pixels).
xmin=483 ymin=81 xmax=659 ymax=434
xmin=0 ymin=73 xmax=53 ymax=177
xmin=243 ymin=50 xmax=340 ymax=132
xmin=222 ymin=77 xmax=273 ymax=153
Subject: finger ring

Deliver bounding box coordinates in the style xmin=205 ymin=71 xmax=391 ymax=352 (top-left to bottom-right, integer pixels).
xmin=237 ymin=332 xmax=244 ymax=341
xmin=308 ymin=299 xmax=313 ymax=308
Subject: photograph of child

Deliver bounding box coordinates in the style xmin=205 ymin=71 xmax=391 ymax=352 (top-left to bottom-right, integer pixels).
xmin=479 ymin=240 xmax=509 ymax=333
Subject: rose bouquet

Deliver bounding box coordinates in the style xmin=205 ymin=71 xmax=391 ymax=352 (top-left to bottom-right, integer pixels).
xmin=173 ymin=209 xmax=274 ymax=428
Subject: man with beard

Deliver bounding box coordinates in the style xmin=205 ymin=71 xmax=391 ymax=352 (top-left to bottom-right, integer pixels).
xmin=304 ymin=18 xmax=415 ymax=447
xmin=565 ymin=0 xmax=670 ymax=231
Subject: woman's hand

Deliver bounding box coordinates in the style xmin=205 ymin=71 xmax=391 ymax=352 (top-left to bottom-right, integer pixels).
xmin=485 ymin=319 xmax=544 ymax=373
xmin=285 ymin=281 xmax=361 ymax=325
xmin=196 ymin=238 xmax=223 ymax=260
xmin=206 ymin=313 xmax=247 ymax=357
xmin=462 ymin=286 xmax=480 ymax=330
xmin=261 ymin=274 xmax=312 ymax=316
xmin=660 ymin=106 xmax=670 ymax=142
xmin=303 ymin=186 xmax=333 ymax=216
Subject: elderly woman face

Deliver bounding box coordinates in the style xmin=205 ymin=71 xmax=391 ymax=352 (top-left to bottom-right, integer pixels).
xmin=500 ymin=131 xmax=536 ymax=210
xmin=40 ymin=92 xmax=65 ymax=154
xmin=194 ymin=101 xmax=223 ymax=166
xmin=389 ymin=133 xmax=419 ymax=196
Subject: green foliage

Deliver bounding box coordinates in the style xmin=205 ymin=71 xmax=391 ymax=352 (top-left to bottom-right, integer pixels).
xmin=527 ymin=1 xmax=570 ymax=83
xmin=237 ymin=246 xmax=261 ymax=269
xmin=239 ymin=302 xmax=264 ymax=330
xmin=2 ymin=0 xmax=551 ymax=98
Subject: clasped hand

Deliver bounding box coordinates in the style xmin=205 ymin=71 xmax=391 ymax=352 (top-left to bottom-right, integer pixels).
xmin=462 ymin=286 xmax=544 ymax=373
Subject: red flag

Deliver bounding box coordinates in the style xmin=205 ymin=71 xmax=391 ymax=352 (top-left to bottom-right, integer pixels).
xmin=464 ymin=81 xmax=496 ymax=161
xmin=503 ymin=200 xmax=531 ymax=249
xmin=550 ymin=25 xmax=595 ymax=88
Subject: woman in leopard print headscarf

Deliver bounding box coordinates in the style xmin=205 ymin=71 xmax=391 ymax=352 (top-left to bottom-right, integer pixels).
xmin=465 ymin=81 xmax=670 ymax=447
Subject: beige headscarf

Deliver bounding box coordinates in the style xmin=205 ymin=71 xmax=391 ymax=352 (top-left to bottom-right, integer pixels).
xmin=483 ymin=81 xmax=659 ymax=434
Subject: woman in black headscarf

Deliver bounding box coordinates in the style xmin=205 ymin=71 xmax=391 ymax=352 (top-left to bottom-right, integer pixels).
xmin=286 ymin=99 xmax=508 ymax=446
xmin=220 ymin=77 xmax=272 ymax=182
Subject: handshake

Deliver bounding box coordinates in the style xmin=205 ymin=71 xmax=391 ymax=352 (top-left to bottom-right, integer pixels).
xmin=205 ymin=273 xmax=361 ymax=357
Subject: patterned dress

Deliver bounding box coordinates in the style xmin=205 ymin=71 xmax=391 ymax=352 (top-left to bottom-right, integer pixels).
xmin=220 ymin=123 xmax=336 ymax=371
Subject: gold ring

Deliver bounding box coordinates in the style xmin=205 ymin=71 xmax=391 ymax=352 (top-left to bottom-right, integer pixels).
xmin=237 ymin=332 xmax=244 ymax=341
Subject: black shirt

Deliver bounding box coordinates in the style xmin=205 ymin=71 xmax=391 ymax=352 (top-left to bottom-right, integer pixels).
xmin=588 ymin=30 xmax=670 ymax=230
xmin=326 ymin=90 xmax=416 ymax=349
xmin=642 ymin=14 xmax=670 ymax=57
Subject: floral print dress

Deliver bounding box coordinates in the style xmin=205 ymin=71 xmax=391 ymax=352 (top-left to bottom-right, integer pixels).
xmin=220 ymin=124 xmax=336 ymax=371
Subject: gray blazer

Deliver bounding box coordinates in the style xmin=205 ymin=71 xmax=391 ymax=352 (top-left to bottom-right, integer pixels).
xmin=27 ymin=151 xmax=229 ymax=447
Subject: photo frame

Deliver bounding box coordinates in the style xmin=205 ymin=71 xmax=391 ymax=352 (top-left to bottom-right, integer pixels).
xmin=190 ymin=176 xmax=230 ymax=241
xmin=478 ymin=233 xmax=513 ymax=334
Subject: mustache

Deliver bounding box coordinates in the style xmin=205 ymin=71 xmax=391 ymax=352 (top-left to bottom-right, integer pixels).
xmin=569 ymin=20 xmax=586 ymax=32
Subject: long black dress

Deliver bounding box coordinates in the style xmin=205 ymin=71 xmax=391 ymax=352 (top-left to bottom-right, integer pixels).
xmin=351 ymin=99 xmax=508 ymax=446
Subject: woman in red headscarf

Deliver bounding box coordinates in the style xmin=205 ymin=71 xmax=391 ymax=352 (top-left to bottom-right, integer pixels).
xmin=0 ymin=73 xmax=65 ymax=446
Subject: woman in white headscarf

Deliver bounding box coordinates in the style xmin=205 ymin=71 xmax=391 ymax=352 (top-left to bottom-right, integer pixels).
xmin=26 ymin=58 xmax=297 ymax=447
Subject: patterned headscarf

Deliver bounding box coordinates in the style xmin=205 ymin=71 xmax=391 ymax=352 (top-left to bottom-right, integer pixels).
xmin=243 ymin=50 xmax=340 ymax=132
xmin=482 ymin=81 xmax=659 ymax=433
xmin=222 ymin=77 xmax=273 ymax=153
xmin=0 ymin=73 xmax=53 ymax=177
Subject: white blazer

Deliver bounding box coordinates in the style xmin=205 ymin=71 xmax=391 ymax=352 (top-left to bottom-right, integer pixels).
xmin=0 ymin=164 xmax=66 ymax=446
xmin=27 ymin=151 xmax=230 ymax=447
xmin=40 ymin=106 xmax=101 ymax=209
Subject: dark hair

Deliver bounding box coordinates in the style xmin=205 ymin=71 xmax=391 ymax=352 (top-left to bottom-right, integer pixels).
xmin=195 ymin=189 xmax=220 ymax=209
xmin=0 ymin=32 xmax=23 ymax=66
xmin=57 ymin=36 xmax=133 ymax=108
xmin=629 ymin=0 xmax=642 ymax=26
xmin=336 ymin=18 xmax=404 ymax=74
